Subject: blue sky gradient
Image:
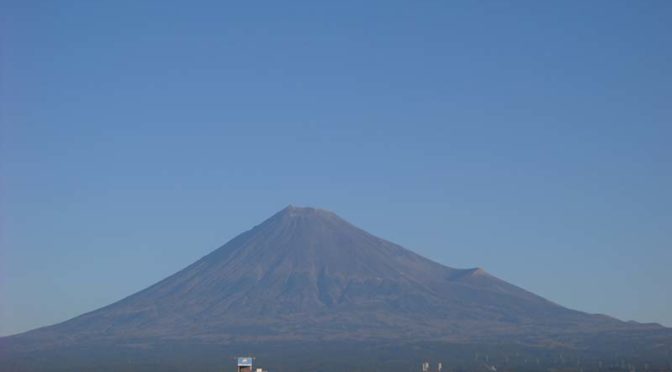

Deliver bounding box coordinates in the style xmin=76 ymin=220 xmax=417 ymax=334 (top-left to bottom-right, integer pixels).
xmin=1 ymin=0 xmax=671 ymax=336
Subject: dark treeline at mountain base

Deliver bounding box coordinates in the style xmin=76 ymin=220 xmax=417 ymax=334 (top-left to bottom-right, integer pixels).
xmin=2 ymin=340 xmax=671 ymax=371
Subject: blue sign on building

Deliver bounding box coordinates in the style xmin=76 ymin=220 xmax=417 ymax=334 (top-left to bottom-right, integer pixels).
xmin=238 ymin=357 xmax=253 ymax=367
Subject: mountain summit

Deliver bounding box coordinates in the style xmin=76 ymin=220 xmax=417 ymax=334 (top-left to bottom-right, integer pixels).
xmin=2 ymin=206 xmax=669 ymax=370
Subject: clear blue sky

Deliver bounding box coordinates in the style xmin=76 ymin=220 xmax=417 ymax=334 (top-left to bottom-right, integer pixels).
xmin=1 ymin=0 xmax=670 ymax=336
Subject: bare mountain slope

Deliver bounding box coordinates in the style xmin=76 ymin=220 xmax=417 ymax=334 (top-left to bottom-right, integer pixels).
xmin=5 ymin=206 xmax=655 ymax=351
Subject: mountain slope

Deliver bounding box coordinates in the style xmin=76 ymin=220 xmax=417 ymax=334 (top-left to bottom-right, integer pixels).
xmin=3 ymin=206 xmax=671 ymax=371
xmin=5 ymin=206 xmax=654 ymax=352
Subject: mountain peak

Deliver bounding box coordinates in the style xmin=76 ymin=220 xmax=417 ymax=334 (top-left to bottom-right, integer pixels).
xmin=269 ymin=205 xmax=343 ymax=224
xmin=281 ymin=205 xmax=333 ymax=216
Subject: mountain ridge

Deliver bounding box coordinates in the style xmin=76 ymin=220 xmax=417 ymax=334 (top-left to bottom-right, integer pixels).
xmin=2 ymin=206 xmax=669 ymax=371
